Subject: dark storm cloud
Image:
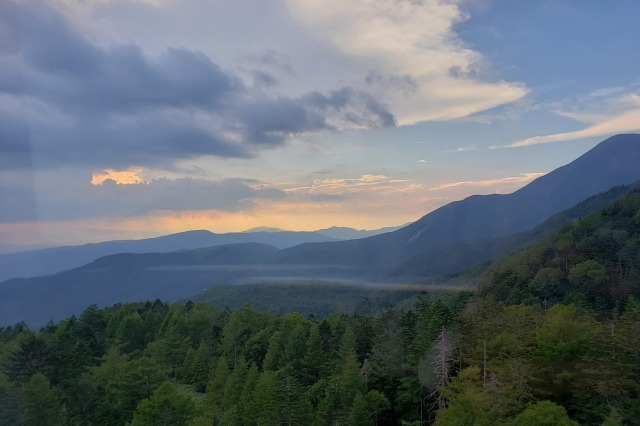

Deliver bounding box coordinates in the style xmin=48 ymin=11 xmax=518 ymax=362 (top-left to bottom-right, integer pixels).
xmin=302 ymin=88 xmax=397 ymax=128
xmin=0 ymin=0 xmax=395 ymax=170
xmin=234 ymin=96 xmax=329 ymax=146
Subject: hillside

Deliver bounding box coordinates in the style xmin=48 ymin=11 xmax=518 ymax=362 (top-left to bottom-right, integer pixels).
xmin=2 ymin=184 xmax=635 ymax=328
xmin=478 ymin=187 xmax=640 ymax=309
xmin=276 ymin=134 xmax=640 ymax=269
xmin=440 ymin=187 xmax=640 ymax=425
xmin=0 ymin=243 xmax=281 ymax=327
xmin=394 ymin=183 xmax=638 ymax=278
xmin=0 ymin=229 xmax=337 ymax=282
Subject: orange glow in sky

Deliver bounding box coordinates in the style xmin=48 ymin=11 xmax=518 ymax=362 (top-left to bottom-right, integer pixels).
xmin=91 ymin=168 xmax=146 ymax=185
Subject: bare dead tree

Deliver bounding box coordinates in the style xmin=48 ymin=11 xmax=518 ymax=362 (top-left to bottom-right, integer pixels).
xmin=430 ymin=326 xmax=453 ymax=411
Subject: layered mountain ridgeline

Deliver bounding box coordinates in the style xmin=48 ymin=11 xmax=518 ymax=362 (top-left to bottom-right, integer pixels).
xmin=0 ymin=243 xmax=281 ymax=327
xmin=0 ymin=184 xmax=631 ymax=328
xmin=0 ymin=225 xmax=407 ymax=284
xmin=3 ymin=135 xmax=640 ymax=328
xmin=2 ymin=186 xmax=639 ymax=425
xmin=275 ymin=134 xmax=640 ymax=270
xmin=0 ymin=229 xmax=340 ymax=283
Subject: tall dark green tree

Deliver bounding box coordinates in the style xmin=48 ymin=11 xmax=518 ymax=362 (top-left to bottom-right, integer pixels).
xmin=128 ymin=380 xmax=197 ymax=426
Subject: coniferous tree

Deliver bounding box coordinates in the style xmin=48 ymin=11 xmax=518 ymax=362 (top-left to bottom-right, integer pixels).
xmin=128 ymin=380 xmax=197 ymax=426
xmin=21 ymin=372 xmax=61 ymax=426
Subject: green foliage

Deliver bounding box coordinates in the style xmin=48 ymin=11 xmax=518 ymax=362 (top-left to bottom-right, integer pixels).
xmin=21 ymin=372 xmax=61 ymax=426
xmin=480 ymin=189 xmax=640 ymax=311
xmin=128 ymin=380 xmax=197 ymax=426
xmin=190 ymin=281 xmax=424 ymax=318
xmin=434 ymin=366 xmax=492 ymax=426
xmin=512 ymin=400 xmax=579 ymax=426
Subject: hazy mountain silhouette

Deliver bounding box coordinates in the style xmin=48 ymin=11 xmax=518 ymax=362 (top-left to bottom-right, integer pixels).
xmin=276 ymin=134 xmax=640 ymax=268
xmin=0 ymin=229 xmax=337 ymax=282
xmin=2 ymin=182 xmax=636 ymax=327
xmin=315 ymin=224 xmax=407 ymax=240
xmin=0 ymin=243 xmax=281 ymax=327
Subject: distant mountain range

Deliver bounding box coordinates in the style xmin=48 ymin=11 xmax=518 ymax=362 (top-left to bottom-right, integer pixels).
xmin=243 ymin=225 xmax=408 ymax=239
xmin=0 ymin=229 xmax=337 ymax=282
xmin=2 ymin=133 xmax=640 ymax=326
xmin=0 ymin=225 xmax=406 ymax=283
xmin=314 ymin=224 xmax=407 ymax=240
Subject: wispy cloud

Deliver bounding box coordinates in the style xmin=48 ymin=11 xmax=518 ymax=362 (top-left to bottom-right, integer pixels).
xmin=444 ymin=146 xmax=477 ymax=153
xmin=428 ymin=172 xmax=545 ymax=191
xmin=504 ymin=85 xmax=640 ymax=148
xmin=506 ymin=109 xmax=640 ymax=148
xmin=417 ymin=159 xmax=427 ymax=163
xmin=284 ymin=174 xmax=419 ymax=196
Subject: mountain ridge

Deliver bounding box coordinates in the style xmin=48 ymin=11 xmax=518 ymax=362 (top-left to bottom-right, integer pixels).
xmin=275 ymin=134 xmax=640 ymax=268
xmin=0 ymin=229 xmax=337 ymax=282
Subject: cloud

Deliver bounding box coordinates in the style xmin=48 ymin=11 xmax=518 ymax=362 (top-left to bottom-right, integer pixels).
xmin=444 ymin=146 xmax=477 ymax=153
xmin=0 ymin=174 xmax=285 ymax=223
xmin=428 ymin=172 xmax=545 ymax=191
xmin=284 ymin=174 xmax=420 ymax=197
xmin=504 ymin=85 xmax=640 ymax=148
xmin=0 ymin=0 xmax=396 ymax=170
xmin=506 ymin=110 xmax=640 ymax=148
xmin=286 ymin=0 xmax=528 ymax=123
xmin=417 ymin=159 xmax=427 ymax=163
xmin=91 ymin=168 xmax=147 ymax=185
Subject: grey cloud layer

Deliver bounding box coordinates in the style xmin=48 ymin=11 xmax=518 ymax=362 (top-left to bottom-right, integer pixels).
xmin=0 ymin=0 xmax=395 ymax=170
xmin=0 ymin=177 xmax=284 ymax=223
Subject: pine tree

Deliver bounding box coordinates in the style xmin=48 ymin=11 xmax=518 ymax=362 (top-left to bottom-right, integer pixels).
xmin=129 ymin=381 xmax=197 ymax=426
xmin=302 ymin=324 xmax=324 ymax=385
xmin=241 ymin=363 xmax=260 ymax=425
xmin=204 ymin=356 xmax=229 ymax=422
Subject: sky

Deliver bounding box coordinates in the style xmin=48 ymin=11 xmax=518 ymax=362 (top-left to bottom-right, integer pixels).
xmin=2 ymin=0 xmax=640 ymax=249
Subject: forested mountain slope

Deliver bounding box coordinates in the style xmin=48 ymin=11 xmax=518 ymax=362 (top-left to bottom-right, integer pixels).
xmin=394 ymin=182 xmax=638 ymax=278
xmin=444 ymin=187 xmax=640 ymax=425
xmin=478 ymin=186 xmax=640 ymax=308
